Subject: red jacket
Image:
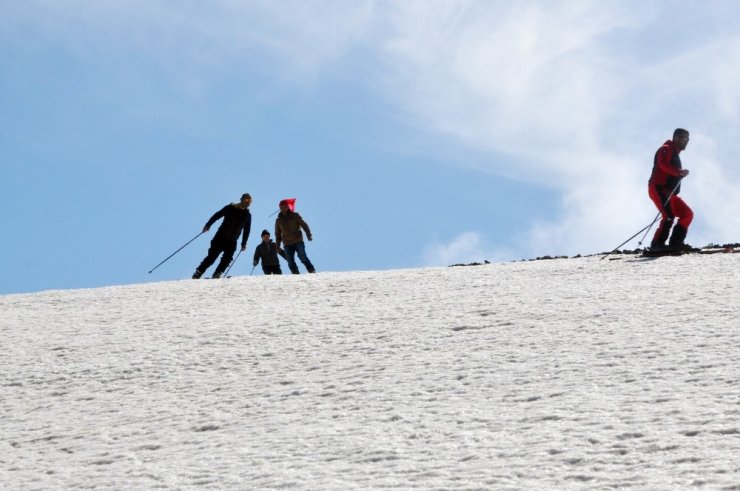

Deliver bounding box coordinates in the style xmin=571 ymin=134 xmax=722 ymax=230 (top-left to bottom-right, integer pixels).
xmin=650 ymin=140 xmax=683 ymax=194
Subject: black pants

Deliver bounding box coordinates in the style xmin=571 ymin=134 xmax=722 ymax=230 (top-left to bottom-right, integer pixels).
xmin=262 ymin=264 xmax=282 ymax=275
xmin=197 ymin=237 xmax=236 ymax=275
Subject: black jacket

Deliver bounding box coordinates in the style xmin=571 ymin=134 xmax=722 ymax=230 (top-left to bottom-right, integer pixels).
xmin=206 ymin=204 xmax=251 ymax=247
xmin=253 ymin=240 xmax=285 ymax=266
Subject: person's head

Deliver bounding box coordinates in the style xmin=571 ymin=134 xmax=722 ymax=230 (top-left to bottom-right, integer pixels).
xmin=279 ymin=200 xmax=289 ymax=213
xmin=239 ymin=193 xmax=252 ymax=208
xmin=261 ymin=229 xmax=270 ymax=242
xmin=673 ymin=128 xmax=689 ymax=151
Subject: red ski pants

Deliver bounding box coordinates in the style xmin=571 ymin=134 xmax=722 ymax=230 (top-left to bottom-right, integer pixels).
xmin=648 ymin=182 xmax=693 ymax=228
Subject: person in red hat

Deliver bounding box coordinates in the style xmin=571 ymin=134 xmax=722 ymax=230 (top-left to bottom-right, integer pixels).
xmin=275 ymin=199 xmax=315 ymax=274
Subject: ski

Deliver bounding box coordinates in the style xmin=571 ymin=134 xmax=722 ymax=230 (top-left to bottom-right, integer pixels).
xmin=698 ymin=247 xmax=737 ymax=255
xmin=641 ymin=246 xmax=736 ymax=257
xmin=641 ymin=249 xmax=685 ymax=257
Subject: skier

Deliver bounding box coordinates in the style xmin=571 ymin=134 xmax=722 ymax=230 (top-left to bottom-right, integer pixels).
xmin=648 ymin=128 xmax=693 ymax=251
xmin=192 ymin=193 xmax=252 ymax=279
xmin=275 ymin=199 xmax=315 ymax=274
xmin=253 ymin=230 xmax=285 ymax=275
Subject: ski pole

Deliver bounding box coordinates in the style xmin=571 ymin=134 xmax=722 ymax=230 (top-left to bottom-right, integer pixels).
xmin=636 ymin=212 xmax=663 ymax=247
xmin=249 ymin=264 xmax=256 ymax=276
xmin=148 ymin=232 xmax=204 ymax=274
xmin=223 ymin=249 xmax=242 ymax=277
xmin=601 ymin=178 xmax=683 ymax=261
xmin=600 ymin=220 xmax=657 ymax=261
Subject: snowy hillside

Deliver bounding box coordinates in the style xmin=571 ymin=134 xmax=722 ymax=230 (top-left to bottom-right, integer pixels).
xmin=2 ymin=255 xmax=740 ymax=489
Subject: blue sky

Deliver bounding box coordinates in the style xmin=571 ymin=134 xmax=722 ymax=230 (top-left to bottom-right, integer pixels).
xmin=2 ymin=1 xmax=740 ymax=294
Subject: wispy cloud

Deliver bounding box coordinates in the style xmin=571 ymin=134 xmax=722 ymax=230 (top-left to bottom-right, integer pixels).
xmin=1 ymin=0 xmax=377 ymax=88
xmin=421 ymin=231 xmax=515 ymax=266
xmin=372 ymin=1 xmax=740 ymax=253
xmin=6 ymin=0 xmax=740 ymax=254
xmin=376 ymin=2 xmax=637 ymax=175
xmin=421 ymin=231 xmax=483 ymax=266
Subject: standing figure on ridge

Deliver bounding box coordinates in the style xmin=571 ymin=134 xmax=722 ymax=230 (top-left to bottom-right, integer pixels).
xmin=648 ymin=128 xmax=693 ymax=251
xmin=275 ymin=199 xmax=315 ymax=274
xmin=253 ymin=229 xmax=285 ymax=275
xmin=192 ymin=193 xmax=252 ymax=279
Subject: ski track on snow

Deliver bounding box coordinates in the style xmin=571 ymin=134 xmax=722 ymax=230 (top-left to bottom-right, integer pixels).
xmin=2 ymin=255 xmax=740 ymax=489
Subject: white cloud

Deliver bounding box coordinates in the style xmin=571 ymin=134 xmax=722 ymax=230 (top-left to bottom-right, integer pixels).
xmin=1 ymin=0 xmax=378 ymax=87
xmin=684 ymin=135 xmax=740 ymax=246
xmin=376 ymin=1 xmax=639 ymax=177
xmin=421 ymin=231 xmax=515 ymax=266
xmin=6 ymin=0 xmax=740 ymax=253
xmin=372 ymin=1 xmax=740 ymax=253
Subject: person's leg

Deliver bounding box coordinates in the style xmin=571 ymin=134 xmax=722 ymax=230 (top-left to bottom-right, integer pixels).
xmin=194 ymin=240 xmax=223 ymax=278
xmin=670 ymin=196 xmax=694 ymax=229
xmin=284 ymin=244 xmax=300 ymax=274
xmin=648 ymin=183 xmax=674 ymax=249
xmin=213 ymin=241 xmax=237 ymax=278
xmin=652 ymin=218 xmax=674 ymax=249
xmin=668 ymin=196 xmax=694 ymax=249
xmin=294 ymin=242 xmax=315 ymax=273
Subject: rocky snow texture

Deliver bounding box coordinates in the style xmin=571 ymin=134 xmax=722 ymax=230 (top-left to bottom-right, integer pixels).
xmin=2 ymin=254 xmax=740 ymax=489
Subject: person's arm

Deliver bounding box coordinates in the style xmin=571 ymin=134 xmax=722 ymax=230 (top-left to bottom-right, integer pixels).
xmin=241 ymin=212 xmax=251 ymax=250
xmin=656 ymin=144 xmax=684 ymax=177
xmin=300 ymin=216 xmax=313 ymax=241
xmin=274 ymin=221 xmax=282 ymax=247
xmin=253 ymin=243 xmax=261 ymax=266
xmin=203 ymin=205 xmax=228 ymax=232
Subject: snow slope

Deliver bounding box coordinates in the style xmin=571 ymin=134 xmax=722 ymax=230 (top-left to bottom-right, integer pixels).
xmin=2 ymin=255 xmax=740 ymax=489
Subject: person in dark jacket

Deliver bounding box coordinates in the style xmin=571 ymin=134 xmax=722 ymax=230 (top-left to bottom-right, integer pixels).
xmin=275 ymin=200 xmax=315 ymax=274
xmin=648 ymin=128 xmax=693 ymax=251
xmin=253 ymin=230 xmax=285 ymax=275
xmin=192 ymin=193 xmax=252 ymax=279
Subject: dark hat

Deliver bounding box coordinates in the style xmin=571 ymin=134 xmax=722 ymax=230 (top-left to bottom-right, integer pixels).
xmin=261 ymin=229 xmax=270 ymax=237
xmin=241 ymin=193 xmax=252 ymax=200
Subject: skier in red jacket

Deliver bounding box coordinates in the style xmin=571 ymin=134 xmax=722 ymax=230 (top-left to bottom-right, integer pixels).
xmin=648 ymin=128 xmax=693 ymax=251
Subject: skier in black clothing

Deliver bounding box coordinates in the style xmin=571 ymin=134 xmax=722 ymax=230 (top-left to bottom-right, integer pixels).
xmin=192 ymin=193 xmax=252 ymax=279
xmin=253 ymin=230 xmax=285 ymax=275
